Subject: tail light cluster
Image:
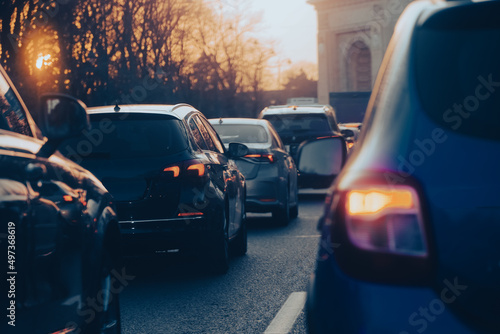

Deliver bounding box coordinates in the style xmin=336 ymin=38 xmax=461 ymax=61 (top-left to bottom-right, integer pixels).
xmin=163 ymin=159 xmax=206 ymax=178
xmin=328 ymin=179 xmax=433 ymax=284
xmin=344 ymin=185 xmax=427 ymax=257
xmin=243 ymin=154 xmax=275 ymax=163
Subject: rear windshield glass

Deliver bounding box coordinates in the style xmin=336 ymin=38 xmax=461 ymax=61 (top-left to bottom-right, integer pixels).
xmin=212 ymin=124 xmax=268 ymax=144
xmin=263 ymin=114 xmax=332 ymax=137
xmin=416 ymin=27 xmax=500 ymax=140
xmin=62 ymin=113 xmax=188 ymax=160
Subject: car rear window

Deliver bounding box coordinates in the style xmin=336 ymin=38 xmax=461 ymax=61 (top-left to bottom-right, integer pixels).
xmin=263 ymin=114 xmax=332 ymax=137
xmin=211 ymin=124 xmax=268 ymax=144
xmin=63 ymin=113 xmax=188 ymax=160
xmin=416 ymin=24 xmax=500 ymax=140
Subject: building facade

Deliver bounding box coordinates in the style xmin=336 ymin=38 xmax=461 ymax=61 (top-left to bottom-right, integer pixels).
xmin=308 ymin=0 xmax=413 ymax=104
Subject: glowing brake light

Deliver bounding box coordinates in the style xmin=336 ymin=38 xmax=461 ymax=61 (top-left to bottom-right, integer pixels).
xmin=347 ymin=188 xmax=414 ymax=215
xmin=344 ymin=186 xmax=427 ymax=257
xmin=244 ymin=154 xmax=274 ymax=163
xmin=163 ymin=166 xmax=180 ymax=177
xmin=63 ymin=195 xmax=73 ymax=202
xmin=187 ymin=163 xmax=205 ymax=177
xmin=178 ymin=212 xmax=204 ymax=217
xmin=162 ymin=161 xmax=206 ymax=178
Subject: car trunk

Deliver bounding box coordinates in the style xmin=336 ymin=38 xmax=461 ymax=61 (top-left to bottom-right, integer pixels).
xmin=233 ymin=144 xmax=273 ymax=180
xmin=82 ymin=151 xmax=191 ymax=220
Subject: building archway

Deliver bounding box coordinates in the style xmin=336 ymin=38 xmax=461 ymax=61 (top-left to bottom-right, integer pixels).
xmin=346 ymin=41 xmax=372 ymax=91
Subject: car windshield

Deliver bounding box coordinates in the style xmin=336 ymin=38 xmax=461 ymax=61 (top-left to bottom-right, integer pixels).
xmin=62 ymin=113 xmax=189 ymax=160
xmin=416 ymin=26 xmax=500 ymax=140
xmin=263 ymin=114 xmax=332 ymax=137
xmin=0 ymin=72 xmax=31 ymax=137
xmin=212 ymin=124 xmax=268 ymax=144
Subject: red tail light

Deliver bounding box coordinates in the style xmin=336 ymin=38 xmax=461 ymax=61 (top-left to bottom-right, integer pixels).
xmin=244 ymin=154 xmax=274 ymax=163
xmin=162 ymin=160 xmax=206 ymax=178
xmin=186 ymin=163 xmax=205 ymax=177
xmin=163 ymin=166 xmax=180 ymax=177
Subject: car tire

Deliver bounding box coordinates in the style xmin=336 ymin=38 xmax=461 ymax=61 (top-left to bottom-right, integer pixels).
xmin=208 ymin=209 xmax=230 ymax=275
xmin=86 ymin=248 xmax=122 ymax=334
xmin=273 ymin=189 xmax=290 ymax=226
xmin=290 ymin=204 xmax=298 ymax=219
xmin=232 ymin=201 xmax=247 ymax=256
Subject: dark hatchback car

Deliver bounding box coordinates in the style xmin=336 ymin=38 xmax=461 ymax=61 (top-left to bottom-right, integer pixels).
xmin=210 ymin=118 xmax=298 ymax=226
xmin=258 ymin=104 xmax=341 ymax=161
xmin=0 ymin=66 xmax=121 ymax=333
xmin=62 ymin=105 xmax=248 ymax=274
xmin=307 ymin=1 xmax=500 ymax=333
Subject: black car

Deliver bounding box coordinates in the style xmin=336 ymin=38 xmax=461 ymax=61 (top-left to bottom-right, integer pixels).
xmin=258 ymin=104 xmax=343 ymax=189
xmin=62 ymin=105 xmax=248 ymax=274
xmin=210 ymin=118 xmax=299 ymax=226
xmin=0 ymin=66 xmax=121 ymax=333
xmin=306 ymin=1 xmax=500 ymax=333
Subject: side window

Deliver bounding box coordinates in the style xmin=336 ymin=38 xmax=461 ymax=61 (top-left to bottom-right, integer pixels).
xmin=194 ymin=115 xmax=217 ymax=152
xmin=0 ymin=72 xmax=32 ymax=137
xmin=188 ymin=117 xmax=208 ymax=150
xmin=199 ymin=117 xmax=225 ymax=154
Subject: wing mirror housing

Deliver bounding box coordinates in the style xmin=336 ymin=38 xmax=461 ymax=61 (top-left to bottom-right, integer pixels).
xmin=296 ymin=136 xmax=347 ymax=189
xmin=227 ymin=142 xmax=249 ymax=159
xmin=37 ymin=93 xmax=90 ymax=158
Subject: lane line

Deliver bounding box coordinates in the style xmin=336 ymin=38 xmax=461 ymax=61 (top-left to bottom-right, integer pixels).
xmin=264 ymin=291 xmax=307 ymax=334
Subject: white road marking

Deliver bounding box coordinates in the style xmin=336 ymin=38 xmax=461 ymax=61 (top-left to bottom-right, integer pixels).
xmin=264 ymin=291 xmax=307 ymax=334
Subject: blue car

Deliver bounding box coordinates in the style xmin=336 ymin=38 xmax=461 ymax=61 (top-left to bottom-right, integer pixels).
xmin=305 ymin=0 xmax=500 ymax=333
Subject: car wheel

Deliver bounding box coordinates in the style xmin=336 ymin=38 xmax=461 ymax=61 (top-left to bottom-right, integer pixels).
xmin=273 ymin=189 xmax=290 ymax=226
xmin=86 ymin=248 xmax=122 ymax=334
xmin=209 ymin=209 xmax=230 ymax=274
xmin=290 ymin=204 xmax=298 ymax=219
xmin=232 ymin=201 xmax=247 ymax=256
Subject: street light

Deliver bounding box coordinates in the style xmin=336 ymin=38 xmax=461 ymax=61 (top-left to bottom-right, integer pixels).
xmin=36 ymin=53 xmax=52 ymax=69
xmin=35 ymin=53 xmax=52 ymax=103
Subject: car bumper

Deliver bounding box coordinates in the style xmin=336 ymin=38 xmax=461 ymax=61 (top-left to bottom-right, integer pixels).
xmin=245 ymin=177 xmax=284 ymax=213
xmin=307 ymin=256 xmax=479 ymax=334
xmin=118 ymin=215 xmax=219 ymax=256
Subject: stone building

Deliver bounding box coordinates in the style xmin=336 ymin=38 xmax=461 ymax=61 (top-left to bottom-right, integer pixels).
xmin=308 ymin=0 xmax=413 ymax=104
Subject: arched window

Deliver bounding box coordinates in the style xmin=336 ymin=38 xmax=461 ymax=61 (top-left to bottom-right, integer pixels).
xmin=346 ymin=41 xmax=372 ymax=91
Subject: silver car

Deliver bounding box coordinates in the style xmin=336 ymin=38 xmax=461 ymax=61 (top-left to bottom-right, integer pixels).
xmin=210 ymin=118 xmax=298 ymax=226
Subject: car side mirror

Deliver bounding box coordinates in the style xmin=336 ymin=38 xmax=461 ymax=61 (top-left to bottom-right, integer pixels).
xmin=341 ymin=129 xmax=354 ymax=139
xmin=37 ymin=93 xmax=90 ymax=158
xmin=296 ymin=136 xmax=347 ymax=189
xmin=227 ymin=142 xmax=249 ymax=159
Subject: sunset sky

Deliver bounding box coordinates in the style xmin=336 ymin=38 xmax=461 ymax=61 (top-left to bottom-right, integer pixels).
xmin=249 ymin=0 xmax=318 ymax=65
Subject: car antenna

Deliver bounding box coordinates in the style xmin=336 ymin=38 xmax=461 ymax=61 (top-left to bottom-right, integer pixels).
xmin=114 ymin=101 xmax=120 ymax=112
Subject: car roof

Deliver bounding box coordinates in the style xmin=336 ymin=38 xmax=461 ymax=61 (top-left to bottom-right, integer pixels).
xmin=86 ymin=104 xmax=198 ymax=120
xmin=208 ymin=118 xmax=270 ymax=126
xmin=260 ymin=104 xmax=333 ymax=116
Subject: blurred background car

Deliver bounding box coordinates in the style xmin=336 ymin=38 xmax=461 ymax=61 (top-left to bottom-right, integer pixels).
xmin=63 ymin=104 xmax=248 ymax=274
xmin=258 ymin=104 xmax=342 ymax=162
xmin=0 ymin=65 xmax=121 ymax=334
xmin=210 ymin=118 xmax=298 ymax=226
xmin=259 ymin=104 xmax=344 ymax=190
xmin=338 ymin=124 xmax=360 ymax=152
xmin=306 ymin=1 xmax=500 ymax=333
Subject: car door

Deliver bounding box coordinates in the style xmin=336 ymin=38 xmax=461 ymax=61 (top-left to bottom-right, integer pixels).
xmin=194 ymin=115 xmax=243 ymax=238
xmin=270 ymin=125 xmax=297 ymax=203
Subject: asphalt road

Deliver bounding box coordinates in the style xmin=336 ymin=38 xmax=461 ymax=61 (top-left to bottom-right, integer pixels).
xmin=119 ymin=193 xmax=326 ymax=334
